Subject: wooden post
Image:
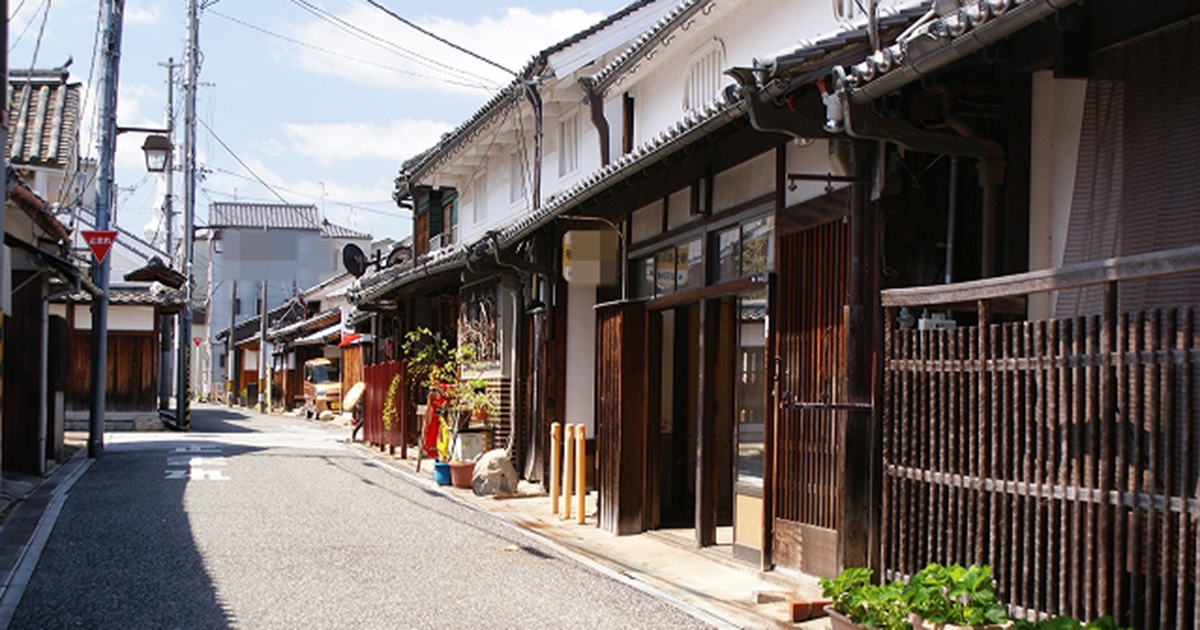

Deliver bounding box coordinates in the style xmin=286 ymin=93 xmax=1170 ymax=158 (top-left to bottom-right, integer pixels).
xmin=563 ymin=424 xmax=575 ymax=520
xmin=576 ymin=424 xmax=586 ymax=524
xmin=550 ymin=422 xmax=561 ymax=514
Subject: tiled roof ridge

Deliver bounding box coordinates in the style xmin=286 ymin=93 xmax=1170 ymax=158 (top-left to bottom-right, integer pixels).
xmin=396 ymin=0 xmax=665 ymax=193
xmin=588 ymin=0 xmax=706 ymax=97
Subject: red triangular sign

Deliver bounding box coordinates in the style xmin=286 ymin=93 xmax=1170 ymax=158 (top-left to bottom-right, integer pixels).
xmin=338 ymin=331 xmax=361 ymax=348
xmin=82 ymin=230 xmax=118 ymax=264
xmin=194 ymin=337 xmax=202 ymax=347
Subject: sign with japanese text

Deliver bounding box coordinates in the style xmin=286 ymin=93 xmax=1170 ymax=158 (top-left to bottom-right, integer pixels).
xmin=81 ymin=230 xmax=118 ymax=264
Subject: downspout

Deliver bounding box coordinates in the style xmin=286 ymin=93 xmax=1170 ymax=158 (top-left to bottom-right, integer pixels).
xmin=581 ymin=78 xmax=611 ymax=167
xmin=839 ymin=94 xmax=1005 ymax=278
xmin=523 ymin=82 xmax=543 ymax=212
xmin=41 ymin=277 xmax=79 ymax=475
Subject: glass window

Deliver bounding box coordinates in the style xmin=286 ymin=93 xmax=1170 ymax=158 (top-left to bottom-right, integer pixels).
xmin=634 ymin=257 xmax=656 ymax=298
xmin=676 ymin=239 xmax=703 ymax=291
xmin=740 ymin=216 xmax=774 ymax=275
xmin=654 ymin=249 xmax=676 ymax=296
xmin=714 ymin=227 xmax=740 ymax=282
xmin=736 ymin=290 xmax=767 ymax=484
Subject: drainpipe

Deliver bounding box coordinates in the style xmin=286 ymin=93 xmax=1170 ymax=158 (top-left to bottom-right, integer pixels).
xmin=41 ymin=278 xmax=79 ymax=475
xmin=523 ymin=82 xmax=543 ymax=212
xmin=945 ymin=156 xmax=959 ymax=284
xmin=580 ymin=78 xmax=611 ymax=167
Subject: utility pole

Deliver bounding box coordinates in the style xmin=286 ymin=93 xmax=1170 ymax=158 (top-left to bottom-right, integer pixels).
xmin=89 ymin=0 xmax=126 ymax=457
xmin=157 ymin=58 xmax=177 ymax=414
xmin=1 ymin=0 xmax=8 ymax=473
xmin=227 ymin=280 xmax=237 ymax=405
xmin=258 ymin=280 xmax=268 ymax=413
xmin=175 ymin=0 xmax=199 ymax=430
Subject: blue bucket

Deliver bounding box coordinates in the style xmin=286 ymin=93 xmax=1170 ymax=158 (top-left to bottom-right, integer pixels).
xmin=433 ymin=461 xmax=451 ymax=486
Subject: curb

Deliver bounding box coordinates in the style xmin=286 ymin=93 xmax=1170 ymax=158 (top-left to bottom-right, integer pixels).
xmin=347 ymin=442 xmax=750 ymax=629
xmin=0 ymin=450 xmax=94 ymax=629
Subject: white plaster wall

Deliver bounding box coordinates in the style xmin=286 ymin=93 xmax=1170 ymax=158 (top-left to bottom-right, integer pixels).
xmin=712 ymin=150 xmax=775 ymax=212
xmin=625 ymin=0 xmax=841 ymax=152
xmin=73 ymin=304 xmax=155 ymax=331
xmin=785 ymin=139 xmax=849 ymax=206
xmin=1028 ymin=70 xmax=1087 ymax=320
xmin=565 ymin=281 xmax=597 ymax=435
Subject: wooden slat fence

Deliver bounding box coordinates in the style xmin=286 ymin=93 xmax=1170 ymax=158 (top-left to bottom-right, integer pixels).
xmin=881 ymin=246 xmax=1200 ymax=628
xmin=363 ymin=360 xmax=407 ymax=456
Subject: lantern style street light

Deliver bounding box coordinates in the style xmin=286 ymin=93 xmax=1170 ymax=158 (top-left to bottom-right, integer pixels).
xmin=141 ymin=134 xmax=172 ymax=173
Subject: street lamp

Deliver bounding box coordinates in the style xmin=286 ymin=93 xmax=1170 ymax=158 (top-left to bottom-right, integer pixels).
xmin=141 ymin=134 xmax=172 ymax=173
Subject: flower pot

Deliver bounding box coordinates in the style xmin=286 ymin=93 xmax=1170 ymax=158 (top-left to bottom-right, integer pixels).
xmin=825 ymin=607 xmax=866 ymax=630
xmin=449 ymin=460 xmax=475 ymax=489
xmin=908 ymin=615 xmax=1011 ymax=630
xmin=433 ymin=461 xmax=452 ymax=486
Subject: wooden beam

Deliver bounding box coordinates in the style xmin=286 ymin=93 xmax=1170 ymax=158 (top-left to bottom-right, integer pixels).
xmin=880 ymin=244 xmax=1200 ymax=307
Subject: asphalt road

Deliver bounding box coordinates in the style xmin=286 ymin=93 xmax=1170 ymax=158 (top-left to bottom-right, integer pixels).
xmin=11 ymin=405 xmax=710 ymax=629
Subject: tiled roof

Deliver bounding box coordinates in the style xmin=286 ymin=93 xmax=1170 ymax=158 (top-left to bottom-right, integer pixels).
xmin=209 ymin=202 xmax=321 ymax=230
xmin=756 ymin=1 xmax=931 ymax=84
xmin=587 ymin=0 xmax=706 ymax=97
xmin=7 ymin=67 xmax=82 ymax=168
xmin=396 ymin=0 xmax=665 ymax=192
xmin=832 ymin=0 xmax=1076 ymax=103
xmin=320 ymin=219 xmax=371 ymax=240
xmin=60 ymin=287 xmax=185 ymax=307
xmin=354 ymin=97 xmax=746 ymax=305
xmin=208 ymin=202 xmax=370 ymax=239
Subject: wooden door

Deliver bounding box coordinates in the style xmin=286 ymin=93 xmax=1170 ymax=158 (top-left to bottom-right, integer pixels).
xmin=595 ymin=301 xmax=648 ymax=535
xmin=772 ymin=219 xmax=849 ymax=577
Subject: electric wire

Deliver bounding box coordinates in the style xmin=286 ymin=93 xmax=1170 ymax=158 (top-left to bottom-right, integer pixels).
xmin=196 ymin=117 xmax=290 ymax=204
xmin=363 ymin=0 xmax=516 ymax=77
xmin=288 ymin=0 xmax=502 ymax=89
xmin=8 ymin=0 xmax=47 ymax=51
xmin=204 ymin=167 xmax=411 ymax=218
xmin=209 ymin=9 xmax=494 ymax=91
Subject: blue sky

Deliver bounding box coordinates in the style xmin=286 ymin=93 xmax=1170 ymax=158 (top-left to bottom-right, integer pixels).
xmin=8 ymin=0 xmax=632 ymax=246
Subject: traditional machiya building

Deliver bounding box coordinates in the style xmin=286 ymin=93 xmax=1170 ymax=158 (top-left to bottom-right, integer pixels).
xmin=354 ymin=1 xmax=1200 ymax=625
xmin=731 ymin=0 xmax=1200 ymax=626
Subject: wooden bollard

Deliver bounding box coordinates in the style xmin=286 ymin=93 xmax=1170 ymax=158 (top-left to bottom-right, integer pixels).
xmin=575 ymin=424 xmax=586 ymax=524
xmin=549 ymin=422 xmax=561 ymax=514
xmin=563 ymin=424 xmax=575 ymax=520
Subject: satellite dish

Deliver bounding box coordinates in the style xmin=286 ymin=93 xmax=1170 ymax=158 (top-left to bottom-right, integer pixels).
xmin=343 ymin=243 xmax=367 ymax=277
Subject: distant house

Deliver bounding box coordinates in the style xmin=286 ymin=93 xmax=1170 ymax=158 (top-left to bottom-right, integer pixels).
xmin=202 ymin=202 xmax=370 ymax=401
xmin=55 ymin=207 xmax=184 ymax=428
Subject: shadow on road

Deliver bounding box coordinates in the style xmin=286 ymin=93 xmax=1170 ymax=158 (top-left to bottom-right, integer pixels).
xmin=9 ymin=430 xmax=265 ymax=629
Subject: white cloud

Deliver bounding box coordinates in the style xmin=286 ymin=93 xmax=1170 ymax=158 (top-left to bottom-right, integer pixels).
xmin=282 ymin=119 xmax=454 ymax=164
xmin=283 ymin=6 xmax=606 ymax=93
xmin=127 ymin=1 xmax=162 ymax=25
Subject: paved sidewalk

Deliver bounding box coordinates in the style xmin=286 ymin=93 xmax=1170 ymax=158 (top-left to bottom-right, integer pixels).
xmin=349 ymin=438 xmax=832 ymax=629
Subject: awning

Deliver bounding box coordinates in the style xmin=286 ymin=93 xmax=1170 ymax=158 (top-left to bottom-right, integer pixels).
xmin=294 ymin=323 xmax=341 ymax=346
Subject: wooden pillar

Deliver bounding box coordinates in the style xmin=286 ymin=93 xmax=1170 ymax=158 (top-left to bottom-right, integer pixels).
xmin=838 ymin=143 xmax=872 ymax=571
xmin=696 ymin=298 xmax=719 ymax=548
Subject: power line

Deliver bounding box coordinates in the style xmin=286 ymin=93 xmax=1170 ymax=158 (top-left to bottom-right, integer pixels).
xmin=196 ymin=117 xmax=290 ymax=204
xmin=204 ymin=167 xmax=412 ymax=218
xmin=208 ymin=10 xmax=494 ymax=91
xmin=288 ymin=0 xmax=502 ymax=88
xmin=363 ymin=0 xmax=517 ymax=77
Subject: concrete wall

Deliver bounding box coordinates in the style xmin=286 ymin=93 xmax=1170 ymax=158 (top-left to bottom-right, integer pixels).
xmin=1028 ymin=70 xmax=1086 ymax=320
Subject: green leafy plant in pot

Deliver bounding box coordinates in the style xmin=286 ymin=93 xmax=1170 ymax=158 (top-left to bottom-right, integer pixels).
xmin=903 ymin=564 xmax=1008 ymax=630
xmin=821 ymin=567 xmax=912 ymax=630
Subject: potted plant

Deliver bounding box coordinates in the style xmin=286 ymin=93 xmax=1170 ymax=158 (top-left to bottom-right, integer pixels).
xmin=821 ymin=568 xmax=912 ymax=630
xmin=903 ymin=564 xmax=1008 ymax=630
xmin=1010 ymin=618 xmax=1126 ymax=630
xmin=402 ymin=328 xmax=458 ymax=472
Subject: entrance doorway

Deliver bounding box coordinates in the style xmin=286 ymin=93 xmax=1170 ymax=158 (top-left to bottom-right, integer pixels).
xmin=647 ymin=288 xmax=766 ymax=556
